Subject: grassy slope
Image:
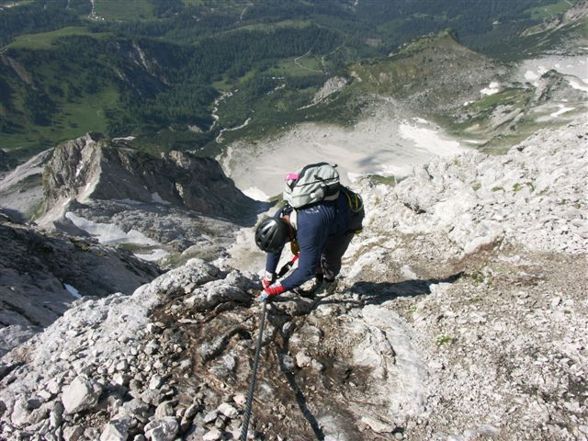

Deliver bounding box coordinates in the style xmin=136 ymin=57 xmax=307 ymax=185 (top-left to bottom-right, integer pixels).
xmin=216 ymin=20 xmax=587 ymax=154
xmin=527 ymin=0 xmax=572 ymax=20
xmin=94 ymin=0 xmax=154 ymax=20
xmin=1 ymin=87 xmax=119 ymax=158
xmin=7 ymin=26 xmax=110 ymax=49
xmin=0 ymin=24 xmax=124 ymax=158
xmin=215 ymin=32 xmax=487 ymax=142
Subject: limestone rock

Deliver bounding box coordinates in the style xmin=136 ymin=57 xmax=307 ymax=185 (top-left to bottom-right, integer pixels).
xmin=217 ymin=402 xmax=238 ymax=418
xmin=203 ymin=428 xmax=222 ymax=441
xmin=0 ymin=117 xmax=586 ymax=441
xmin=144 ymin=417 xmax=179 ymax=441
xmin=295 ymin=351 xmax=312 ymax=368
xmin=100 ymin=417 xmax=130 ymax=441
xmin=62 ymin=375 xmax=103 ymax=415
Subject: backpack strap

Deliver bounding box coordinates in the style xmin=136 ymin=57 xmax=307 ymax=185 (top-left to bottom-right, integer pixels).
xmin=342 ymin=187 xmax=364 ymax=213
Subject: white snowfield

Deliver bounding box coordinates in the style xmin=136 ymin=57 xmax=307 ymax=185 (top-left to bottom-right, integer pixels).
xmin=134 ymin=249 xmax=169 ymax=262
xmin=63 ymin=284 xmax=82 ymax=299
xmin=480 ymin=81 xmax=501 ymax=96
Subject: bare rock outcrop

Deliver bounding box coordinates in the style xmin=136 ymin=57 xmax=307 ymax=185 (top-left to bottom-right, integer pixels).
xmin=359 ymin=118 xmax=587 ymax=257
xmin=0 ymin=149 xmax=53 ymax=221
xmin=40 ymin=134 xmax=259 ymax=225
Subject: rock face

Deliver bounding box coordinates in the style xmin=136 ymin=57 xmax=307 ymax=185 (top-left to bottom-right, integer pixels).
xmin=0 ymin=134 xmax=265 ymax=265
xmin=41 ymin=134 xmax=258 ymax=224
xmin=311 ymin=76 xmax=349 ymax=104
xmin=0 ymin=120 xmax=586 ymax=441
xmin=0 ymin=149 xmax=52 ymax=221
xmin=27 ymin=134 xmax=265 ymax=263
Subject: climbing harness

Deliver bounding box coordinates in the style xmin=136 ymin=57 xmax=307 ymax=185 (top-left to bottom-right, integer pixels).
xmin=240 ymin=254 xmax=298 ymax=440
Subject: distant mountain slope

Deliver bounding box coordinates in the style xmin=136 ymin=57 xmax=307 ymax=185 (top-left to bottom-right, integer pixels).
xmin=0 ymin=0 xmax=584 ymax=160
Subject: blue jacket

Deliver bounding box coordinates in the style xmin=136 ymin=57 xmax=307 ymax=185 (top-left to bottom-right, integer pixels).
xmin=265 ymin=192 xmax=353 ymax=290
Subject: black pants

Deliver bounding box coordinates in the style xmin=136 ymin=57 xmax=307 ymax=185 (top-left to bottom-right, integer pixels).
xmin=319 ymin=230 xmax=357 ymax=282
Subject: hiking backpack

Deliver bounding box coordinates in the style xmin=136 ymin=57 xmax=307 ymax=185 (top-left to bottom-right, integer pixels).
xmin=283 ymin=162 xmax=341 ymax=208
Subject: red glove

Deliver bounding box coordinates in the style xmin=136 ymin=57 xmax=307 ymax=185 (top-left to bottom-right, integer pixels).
xmin=264 ymin=283 xmax=286 ymax=297
xmin=261 ymin=272 xmax=276 ymax=290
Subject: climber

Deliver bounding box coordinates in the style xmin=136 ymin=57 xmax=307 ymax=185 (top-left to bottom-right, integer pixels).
xmin=254 ymin=176 xmax=364 ymax=302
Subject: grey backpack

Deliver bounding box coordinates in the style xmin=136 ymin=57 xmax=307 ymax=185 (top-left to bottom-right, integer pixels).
xmin=283 ymin=162 xmax=340 ymax=208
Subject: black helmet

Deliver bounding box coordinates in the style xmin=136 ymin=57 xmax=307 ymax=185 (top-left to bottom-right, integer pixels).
xmin=255 ymin=217 xmax=289 ymax=253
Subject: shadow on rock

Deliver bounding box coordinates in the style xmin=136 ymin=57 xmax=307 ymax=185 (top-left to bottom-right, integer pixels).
xmin=348 ymin=272 xmax=464 ymax=306
xmin=276 ymin=339 xmax=326 ymax=441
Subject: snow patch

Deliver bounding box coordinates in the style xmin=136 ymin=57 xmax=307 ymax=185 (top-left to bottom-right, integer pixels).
xmin=518 ymin=55 xmax=588 ymax=86
xmin=75 ymin=162 xmax=84 ymax=178
xmin=481 ymin=81 xmax=501 ymax=96
xmin=78 ymin=175 xmax=99 ymax=204
xmin=399 ymin=122 xmax=465 ymax=157
xmin=524 ymin=70 xmax=540 ymax=83
xmin=568 ymin=79 xmax=588 ymax=93
xmin=151 ymin=192 xmax=169 ymax=204
xmin=242 ymin=187 xmax=270 ymax=202
xmin=111 ymin=136 xmax=136 ymax=142
xmin=64 ymin=283 xmax=82 ymax=299
xmin=550 ymin=106 xmax=574 ymax=118
xmin=134 ymin=249 xmax=169 ymax=262
xmin=66 ymin=212 xmax=159 ymax=246
xmin=346 ymin=172 xmax=363 ymax=183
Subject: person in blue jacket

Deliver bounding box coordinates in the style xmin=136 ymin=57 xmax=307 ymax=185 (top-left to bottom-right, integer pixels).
xmin=254 ymin=189 xmax=364 ymax=301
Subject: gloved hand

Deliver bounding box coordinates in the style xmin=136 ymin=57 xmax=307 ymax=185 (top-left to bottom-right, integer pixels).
xmin=258 ymin=292 xmax=270 ymax=303
xmin=262 ymin=282 xmax=286 ymax=299
xmin=261 ymin=271 xmax=276 ymax=290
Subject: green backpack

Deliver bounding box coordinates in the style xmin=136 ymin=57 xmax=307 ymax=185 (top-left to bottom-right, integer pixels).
xmin=283 ymin=162 xmax=341 ymax=209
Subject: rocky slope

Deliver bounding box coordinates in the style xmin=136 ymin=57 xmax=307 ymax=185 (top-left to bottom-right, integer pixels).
xmin=0 ymin=118 xmax=585 ymax=441
xmin=0 ymin=217 xmax=160 ymax=357
xmin=0 ymin=134 xmax=264 ymax=264
xmin=0 ymin=133 xmax=263 ymax=361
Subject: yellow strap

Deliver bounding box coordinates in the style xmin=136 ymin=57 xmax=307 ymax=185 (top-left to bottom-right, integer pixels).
xmin=344 ymin=190 xmax=363 ymax=212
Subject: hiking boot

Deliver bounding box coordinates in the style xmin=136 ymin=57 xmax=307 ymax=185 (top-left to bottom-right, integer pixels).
xmin=313 ymin=278 xmax=337 ymax=296
xmin=324 ymin=278 xmax=338 ymax=295
xmin=294 ymin=287 xmax=316 ymax=299
xmin=294 ymin=275 xmax=325 ymax=299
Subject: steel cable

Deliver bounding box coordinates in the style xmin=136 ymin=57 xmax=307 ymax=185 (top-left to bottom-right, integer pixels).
xmin=240 ymin=301 xmax=267 ymax=441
